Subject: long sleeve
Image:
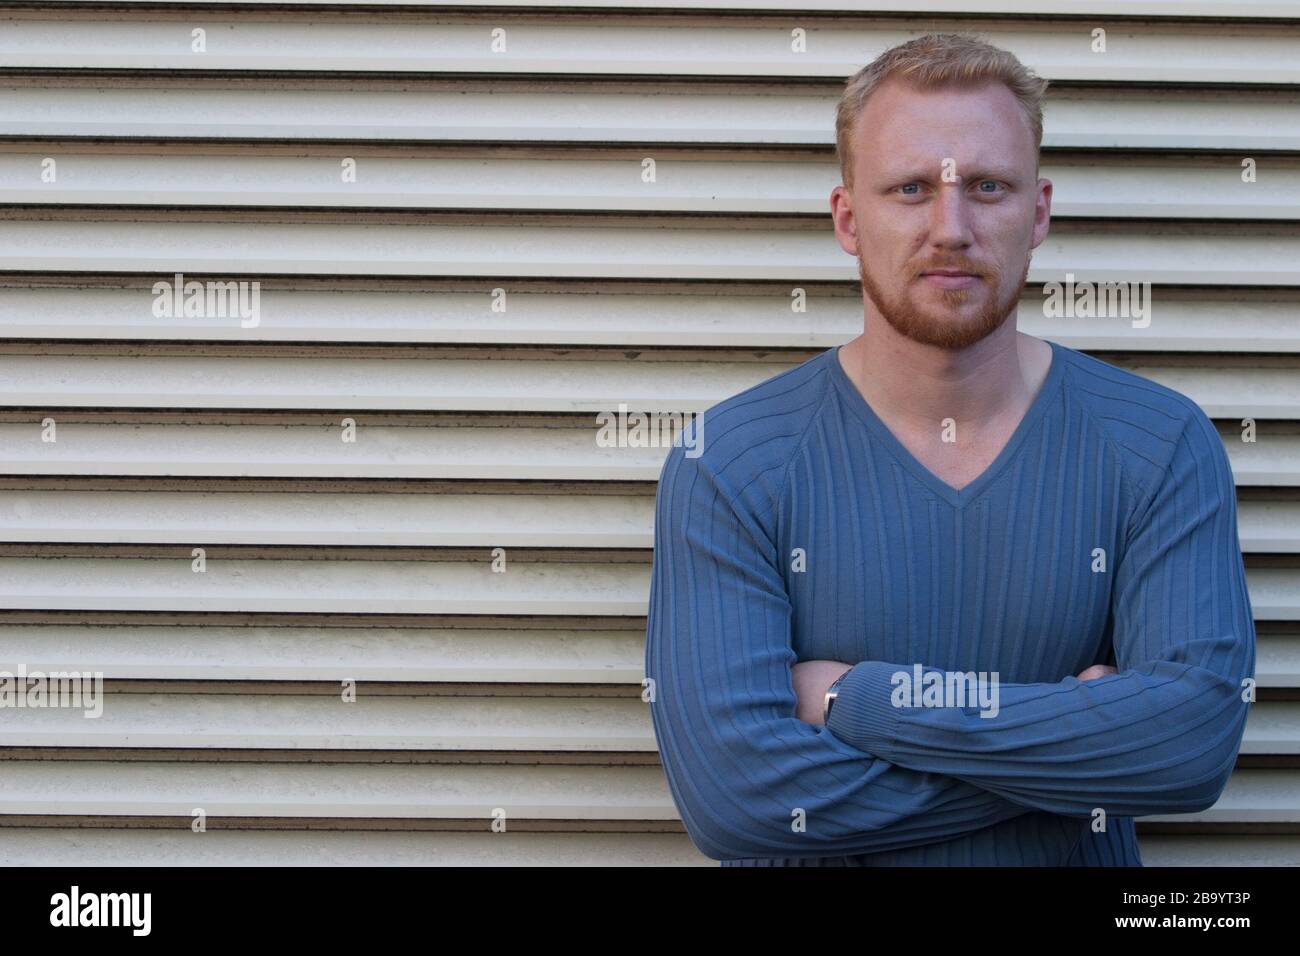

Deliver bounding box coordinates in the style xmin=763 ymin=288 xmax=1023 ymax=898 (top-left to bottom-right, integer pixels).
xmin=824 ymin=406 xmax=1256 ymax=819
xmin=644 ymin=441 xmax=1034 ymax=862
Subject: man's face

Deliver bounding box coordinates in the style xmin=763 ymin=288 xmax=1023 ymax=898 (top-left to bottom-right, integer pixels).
xmin=831 ymin=78 xmax=1051 ymax=350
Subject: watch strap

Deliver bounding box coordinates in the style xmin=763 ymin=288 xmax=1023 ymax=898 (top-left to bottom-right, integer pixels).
xmin=822 ymin=669 xmax=851 ymax=724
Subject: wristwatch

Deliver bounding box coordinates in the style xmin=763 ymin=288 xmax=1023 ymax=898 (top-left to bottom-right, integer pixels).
xmin=822 ymin=670 xmax=851 ymax=724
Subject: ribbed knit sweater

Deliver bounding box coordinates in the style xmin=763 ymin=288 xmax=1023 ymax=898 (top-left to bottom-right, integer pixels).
xmin=644 ymin=339 xmax=1255 ymax=866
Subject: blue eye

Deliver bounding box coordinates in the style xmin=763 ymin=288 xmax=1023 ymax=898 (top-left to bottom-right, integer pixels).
xmin=899 ymin=184 xmax=920 ymax=195
xmin=978 ymin=181 xmax=1003 ymax=192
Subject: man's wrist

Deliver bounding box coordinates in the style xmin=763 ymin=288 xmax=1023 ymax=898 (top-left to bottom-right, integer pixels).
xmin=822 ymin=668 xmax=852 ymax=724
xmin=822 ymin=660 xmax=906 ymax=758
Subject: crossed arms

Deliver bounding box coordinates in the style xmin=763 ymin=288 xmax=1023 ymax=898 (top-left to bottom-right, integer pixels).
xmin=644 ymin=410 xmax=1254 ymax=862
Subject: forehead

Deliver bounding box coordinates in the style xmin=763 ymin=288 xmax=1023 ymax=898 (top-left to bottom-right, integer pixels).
xmin=853 ymin=77 xmax=1035 ymax=174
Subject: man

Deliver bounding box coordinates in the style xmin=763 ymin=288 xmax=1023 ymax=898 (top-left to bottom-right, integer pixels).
xmin=643 ymin=33 xmax=1255 ymax=865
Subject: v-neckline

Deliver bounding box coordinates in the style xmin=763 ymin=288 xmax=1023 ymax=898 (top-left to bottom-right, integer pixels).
xmin=828 ymin=339 xmax=1066 ymax=509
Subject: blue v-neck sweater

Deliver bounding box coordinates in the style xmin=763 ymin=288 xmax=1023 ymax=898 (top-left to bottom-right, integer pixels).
xmin=644 ymin=339 xmax=1255 ymax=866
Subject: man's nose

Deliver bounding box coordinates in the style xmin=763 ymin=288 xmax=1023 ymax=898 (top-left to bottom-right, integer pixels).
xmin=928 ymin=184 xmax=974 ymax=247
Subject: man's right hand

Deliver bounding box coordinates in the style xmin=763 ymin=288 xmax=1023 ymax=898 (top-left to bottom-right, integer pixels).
xmin=1076 ymin=664 xmax=1118 ymax=681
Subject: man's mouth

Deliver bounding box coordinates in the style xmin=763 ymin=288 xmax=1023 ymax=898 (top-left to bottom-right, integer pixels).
xmin=920 ymin=269 xmax=981 ymax=289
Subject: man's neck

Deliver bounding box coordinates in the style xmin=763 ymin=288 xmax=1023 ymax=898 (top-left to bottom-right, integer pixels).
xmin=837 ymin=320 xmax=1051 ymax=437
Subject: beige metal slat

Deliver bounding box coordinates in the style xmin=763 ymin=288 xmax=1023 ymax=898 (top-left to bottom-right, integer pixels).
xmin=0 ymin=818 xmax=1283 ymax=867
xmin=1257 ymin=634 xmax=1300 ymax=687
xmin=0 ymin=281 xmax=858 ymax=345
xmin=1238 ymin=699 xmax=1300 ymax=753
xmin=0 ymin=761 xmax=1287 ymax=823
xmin=0 ymin=557 xmax=1291 ymax=618
xmin=1142 ymin=769 xmax=1300 ymax=823
xmin=0 ymin=354 xmax=794 ymax=412
xmin=0 ymin=283 xmax=1295 ymax=353
xmin=2 ymin=216 xmax=1297 ymax=283
xmin=0 ymin=693 xmax=1289 ymax=753
xmin=0 ymin=693 xmax=656 ymax=750
xmin=0 ymin=624 xmax=645 ymax=682
xmin=3 ymin=17 xmax=1298 ymax=84
xmin=0 ymin=82 xmax=838 ymax=144
xmin=3 ymin=152 xmax=1297 ymax=220
xmin=23 ymin=1 xmax=1300 ymax=20
xmin=1 ymin=490 xmax=1292 ymax=553
xmin=1137 ymin=835 xmax=1300 ymax=867
xmin=0 ymin=826 xmax=1284 ymax=867
xmin=0 ymin=761 xmax=675 ymax=820
xmin=0 ymin=622 xmax=1285 ymax=685
xmin=0 ymin=422 xmax=678 ymax=481
xmin=1031 ymin=297 xmax=1300 ymax=352
xmin=1220 ymin=428 xmax=1300 ymax=486
xmin=1044 ymin=160 xmax=1300 ymax=220
xmin=0 ymin=422 xmax=1293 ymax=485
xmin=0 ymin=490 xmax=654 ymax=548
xmin=0 ymin=556 xmax=650 ymax=615
xmin=0 ymin=828 xmax=709 ymax=867
xmin=1235 ymin=501 xmax=1300 ymax=553
xmin=1 ymin=83 xmax=1298 ymax=149
xmin=4 ymin=354 xmax=1295 ymax=418
xmin=1105 ymin=364 xmax=1299 ymax=419
xmin=1239 ymin=570 xmax=1300 ymax=621
xmin=0 ymin=150 xmax=814 ymax=212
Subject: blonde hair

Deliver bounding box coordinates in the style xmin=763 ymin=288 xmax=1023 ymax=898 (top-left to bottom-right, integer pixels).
xmin=835 ymin=33 xmax=1049 ymax=186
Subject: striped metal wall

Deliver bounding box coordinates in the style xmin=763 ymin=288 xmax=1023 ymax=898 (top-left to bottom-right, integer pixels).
xmin=0 ymin=1 xmax=1296 ymax=865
